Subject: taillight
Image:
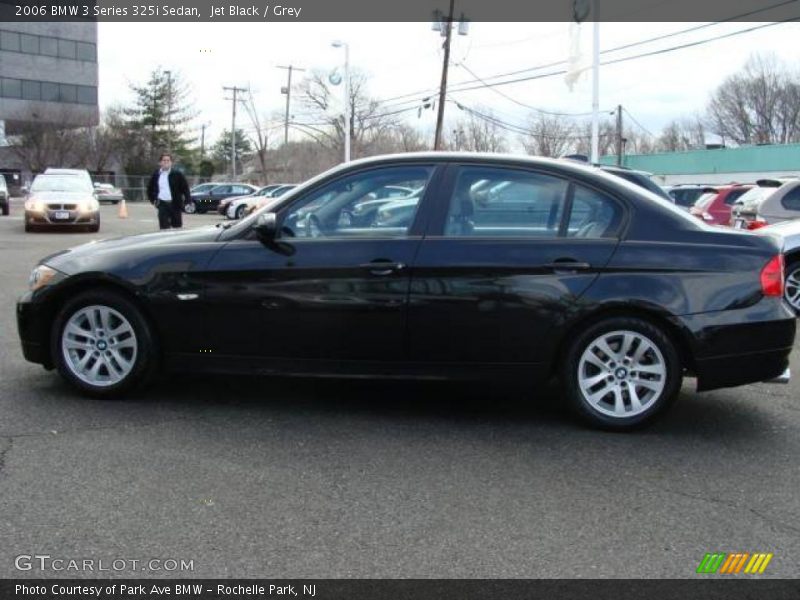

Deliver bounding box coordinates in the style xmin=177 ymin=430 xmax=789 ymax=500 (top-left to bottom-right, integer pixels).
xmin=760 ymin=255 xmax=784 ymax=297
xmin=748 ymin=217 xmax=767 ymax=230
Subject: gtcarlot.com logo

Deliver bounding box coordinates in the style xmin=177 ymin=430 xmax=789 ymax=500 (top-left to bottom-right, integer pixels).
xmin=14 ymin=554 xmax=194 ymax=573
xmin=696 ymin=552 xmax=773 ymax=574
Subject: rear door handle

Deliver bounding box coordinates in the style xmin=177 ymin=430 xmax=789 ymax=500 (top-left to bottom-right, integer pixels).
xmin=543 ymin=260 xmax=592 ymax=272
xmin=359 ymin=261 xmax=406 ymax=276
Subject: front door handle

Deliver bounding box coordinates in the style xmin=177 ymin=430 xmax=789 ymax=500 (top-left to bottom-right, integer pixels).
xmin=543 ymin=260 xmax=592 ymax=273
xmin=359 ymin=261 xmax=407 ymax=276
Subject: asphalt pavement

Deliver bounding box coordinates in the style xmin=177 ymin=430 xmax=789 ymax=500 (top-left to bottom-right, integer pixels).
xmin=0 ymin=200 xmax=798 ymax=579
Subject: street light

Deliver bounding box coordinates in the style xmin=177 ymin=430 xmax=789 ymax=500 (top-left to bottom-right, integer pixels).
xmin=331 ymin=40 xmax=350 ymax=163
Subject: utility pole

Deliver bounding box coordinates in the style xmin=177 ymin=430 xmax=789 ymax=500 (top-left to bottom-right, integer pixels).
xmin=200 ymin=122 xmax=210 ymax=160
xmin=277 ymin=65 xmax=306 ymax=146
xmin=165 ymin=70 xmax=172 ymax=152
xmin=615 ymin=104 xmax=623 ymax=166
xmin=433 ymin=0 xmax=455 ymax=151
xmin=223 ymin=85 xmax=247 ymax=179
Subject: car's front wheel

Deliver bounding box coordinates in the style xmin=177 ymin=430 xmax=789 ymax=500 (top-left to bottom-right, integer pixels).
xmin=184 ymin=201 xmax=196 ymax=214
xmin=562 ymin=317 xmax=681 ymax=430
xmin=51 ymin=290 xmax=158 ymax=397
xmin=235 ymin=205 xmax=247 ymax=220
xmin=785 ymin=260 xmax=800 ymax=314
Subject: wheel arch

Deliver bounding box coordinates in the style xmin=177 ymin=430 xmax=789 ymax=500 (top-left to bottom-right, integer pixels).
xmin=552 ymin=304 xmax=696 ymax=377
xmin=38 ymin=275 xmax=162 ymax=368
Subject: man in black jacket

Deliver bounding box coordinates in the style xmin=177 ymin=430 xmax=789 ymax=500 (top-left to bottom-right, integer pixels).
xmin=146 ymin=153 xmax=191 ymax=229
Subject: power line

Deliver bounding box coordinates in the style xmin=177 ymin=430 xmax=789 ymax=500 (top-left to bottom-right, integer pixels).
xmin=622 ymin=108 xmax=658 ymax=139
xmin=372 ymin=3 xmax=798 ymax=108
xmin=455 ymin=61 xmax=607 ymax=117
xmin=445 ymin=19 xmax=800 ymax=95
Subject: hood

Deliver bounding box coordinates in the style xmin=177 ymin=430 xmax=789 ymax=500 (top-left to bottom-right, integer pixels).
xmin=30 ymin=191 xmax=93 ymax=203
xmin=40 ymin=225 xmax=223 ymax=275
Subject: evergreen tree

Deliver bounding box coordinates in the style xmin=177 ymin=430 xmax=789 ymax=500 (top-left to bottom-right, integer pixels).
xmin=122 ymin=68 xmax=197 ymax=173
xmin=211 ymin=129 xmax=253 ymax=177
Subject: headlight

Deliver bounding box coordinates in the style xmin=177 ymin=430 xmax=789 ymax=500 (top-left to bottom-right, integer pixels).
xmin=29 ymin=265 xmax=64 ymax=292
xmin=25 ymin=200 xmax=45 ymax=212
xmin=79 ymin=199 xmax=99 ymax=212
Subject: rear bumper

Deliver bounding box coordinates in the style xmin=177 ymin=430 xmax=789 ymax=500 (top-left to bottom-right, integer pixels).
xmin=674 ymin=300 xmax=796 ymax=391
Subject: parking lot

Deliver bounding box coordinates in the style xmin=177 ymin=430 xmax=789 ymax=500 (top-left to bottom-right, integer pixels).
xmin=0 ymin=199 xmax=798 ymax=579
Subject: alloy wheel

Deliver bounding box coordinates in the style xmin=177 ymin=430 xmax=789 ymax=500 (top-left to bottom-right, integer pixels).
xmin=61 ymin=305 xmax=138 ymax=387
xmin=785 ymin=265 xmax=800 ymax=312
xmin=577 ymin=330 xmax=666 ymax=418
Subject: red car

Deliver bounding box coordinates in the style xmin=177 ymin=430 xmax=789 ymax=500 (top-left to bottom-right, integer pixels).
xmin=689 ymin=184 xmax=753 ymax=226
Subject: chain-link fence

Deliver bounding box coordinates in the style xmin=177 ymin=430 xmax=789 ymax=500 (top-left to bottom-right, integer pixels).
xmin=94 ymin=174 xmax=216 ymax=202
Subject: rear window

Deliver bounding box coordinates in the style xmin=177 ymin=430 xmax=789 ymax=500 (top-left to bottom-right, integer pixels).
xmin=694 ymin=193 xmax=717 ymax=210
xmin=669 ymin=188 xmax=708 ymax=207
xmin=780 ymin=186 xmax=800 ymax=211
xmin=736 ymin=186 xmax=775 ymax=211
xmin=724 ymin=188 xmax=750 ymax=205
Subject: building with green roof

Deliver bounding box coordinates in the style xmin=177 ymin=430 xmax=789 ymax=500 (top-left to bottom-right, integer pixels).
xmin=599 ymin=143 xmax=800 ymax=185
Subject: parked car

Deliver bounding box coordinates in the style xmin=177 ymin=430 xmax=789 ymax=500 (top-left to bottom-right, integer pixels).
xmin=186 ymin=183 xmax=258 ymax=214
xmin=218 ymin=184 xmax=290 ymax=219
xmin=666 ymin=184 xmax=719 ymax=210
xmin=93 ymin=183 xmax=124 ymax=204
xmin=756 ymin=219 xmax=800 ymax=314
xmin=44 ymin=168 xmax=93 ymax=189
xmin=190 ymin=182 xmax=221 ymax=195
xmin=230 ymin=185 xmax=298 ymax=220
xmin=750 ymin=178 xmax=800 ymax=226
xmin=729 ymin=180 xmax=787 ymax=230
xmin=562 ymin=157 xmax=673 ymax=202
xmin=598 ymin=165 xmax=674 ymax=202
xmin=689 ymin=184 xmax=753 ymax=226
xmin=17 ymin=153 xmax=794 ymax=430
xmin=24 ymin=174 xmax=100 ymax=232
xmin=0 ymin=176 xmax=9 ymax=216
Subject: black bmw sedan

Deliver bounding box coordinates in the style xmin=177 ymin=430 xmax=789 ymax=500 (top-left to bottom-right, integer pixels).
xmin=17 ymin=153 xmax=795 ymax=429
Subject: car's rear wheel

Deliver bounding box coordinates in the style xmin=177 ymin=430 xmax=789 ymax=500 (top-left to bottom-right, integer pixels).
xmin=51 ymin=290 xmax=158 ymax=397
xmin=184 ymin=201 xmax=196 ymax=214
xmin=562 ymin=317 xmax=681 ymax=430
xmin=785 ymin=260 xmax=800 ymax=314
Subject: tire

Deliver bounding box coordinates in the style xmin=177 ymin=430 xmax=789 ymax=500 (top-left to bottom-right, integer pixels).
xmin=235 ymin=205 xmax=247 ymax=220
xmin=785 ymin=260 xmax=800 ymax=315
xmin=50 ymin=290 xmax=159 ymax=398
xmin=561 ymin=317 xmax=682 ymax=430
xmin=2 ymin=203 xmax=8 ymax=216
xmin=184 ymin=202 xmax=197 ymax=214
xmin=25 ymin=222 xmax=34 ymax=232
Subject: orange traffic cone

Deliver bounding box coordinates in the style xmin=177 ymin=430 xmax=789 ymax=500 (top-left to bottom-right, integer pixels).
xmin=118 ymin=199 xmax=128 ymax=219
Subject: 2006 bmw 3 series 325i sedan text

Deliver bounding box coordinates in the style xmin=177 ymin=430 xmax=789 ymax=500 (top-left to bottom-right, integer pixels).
xmin=17 ymin=153 xmax=796 ymax=430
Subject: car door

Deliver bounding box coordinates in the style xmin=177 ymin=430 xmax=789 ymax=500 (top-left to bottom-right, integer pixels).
xmin=202 ymin=163 xmax=441 ymax=362
xmin=407 ymin=163 xmax=624 ymax=367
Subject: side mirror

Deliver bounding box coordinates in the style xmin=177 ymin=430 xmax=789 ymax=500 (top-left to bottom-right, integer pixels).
xmin=254 ymin=212 xmax=278 ymax=244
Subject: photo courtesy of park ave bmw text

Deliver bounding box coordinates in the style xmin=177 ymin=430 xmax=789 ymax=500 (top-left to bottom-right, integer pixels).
xmin=1 ymin=1 xmax=799 ymax=598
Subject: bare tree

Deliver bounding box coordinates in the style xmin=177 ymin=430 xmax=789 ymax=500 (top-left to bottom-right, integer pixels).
xmin=521 ymin=114 xmax=578 ymax=158
xmin=241 ymin=91 xmax=278 ymax=184
xmin=9 ymin=107 xmax=91 ymax=171
xmin=657 ymin=117 xmax=706 ymax=152
xmin=296 ymin=68 xmax=401 ymax=158
xmin=708 ymin=53 xmax=800 ymax=145
xmin=448 ymin=109 xmax=508 ymax=153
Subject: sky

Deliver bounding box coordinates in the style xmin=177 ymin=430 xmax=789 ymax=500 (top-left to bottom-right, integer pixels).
xmin=96 ymin=20 xmax=800 ymax=152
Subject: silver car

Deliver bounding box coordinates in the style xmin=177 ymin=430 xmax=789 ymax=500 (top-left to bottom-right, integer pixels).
xmin=24 ymin=174 xmax=100 ymax=233
xmin=756 ymin=219 xmax=800 ymax=313
xmin=754 ymin=178 xmax=800 ymax=225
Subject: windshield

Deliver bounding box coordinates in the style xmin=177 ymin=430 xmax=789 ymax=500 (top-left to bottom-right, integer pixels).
xmin=31 ymin=176 xmax=92 ymax=193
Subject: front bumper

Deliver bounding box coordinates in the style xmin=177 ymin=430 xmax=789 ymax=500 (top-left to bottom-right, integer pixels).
xmin=17 ymin=291 xmax=53 ymax=367
xmin=26 ymin=209 xmax=99 ymax=226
